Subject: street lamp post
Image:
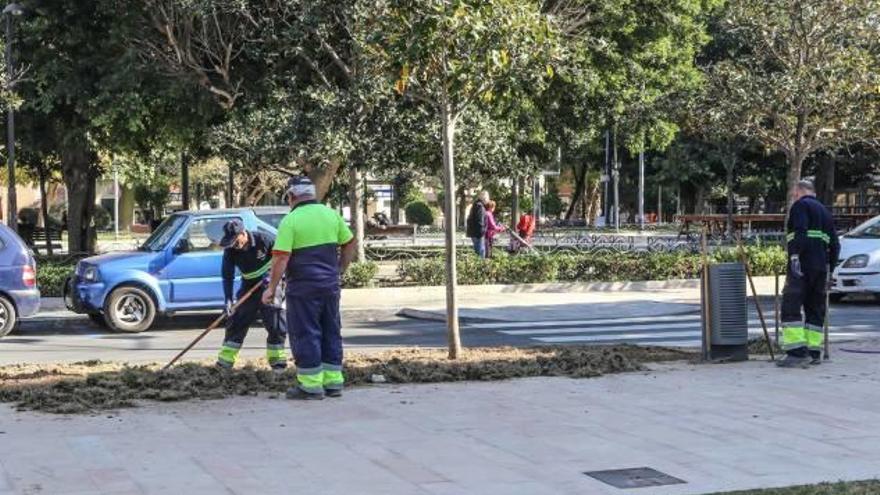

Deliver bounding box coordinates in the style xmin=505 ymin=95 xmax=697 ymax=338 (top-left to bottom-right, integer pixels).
xmin=3 ymin=2 xmax=23 ymax=232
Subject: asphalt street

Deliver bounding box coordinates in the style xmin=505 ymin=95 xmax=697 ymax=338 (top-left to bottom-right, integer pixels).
xmin=1 ymin=298 xmax=879 ymax=365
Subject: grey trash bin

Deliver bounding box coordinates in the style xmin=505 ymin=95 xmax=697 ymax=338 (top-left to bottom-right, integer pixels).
xmin=702 ymin=262 xmax=748 ymax=361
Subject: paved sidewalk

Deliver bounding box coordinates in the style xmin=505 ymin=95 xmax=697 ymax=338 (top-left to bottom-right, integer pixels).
xmin=3 ymin=341 xmax=880 ymax=495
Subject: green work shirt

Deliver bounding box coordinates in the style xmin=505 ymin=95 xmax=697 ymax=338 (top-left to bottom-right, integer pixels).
xmin=273 ymin=201 xmax=353 ymax=296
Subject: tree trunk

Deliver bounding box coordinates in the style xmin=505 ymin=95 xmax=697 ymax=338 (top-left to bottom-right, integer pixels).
xmin=61 ymin=145 xmax=98 ymax=254
xmin=638 ymin=150 xmax=645 ymax=231
xmin=815 ymin=154 xmax=835 ymax=206
xmin=565 ymin=164 xmax=586 ymax=220
xmin=785 ymin=151 xmax=806 ymax=210
xmin=390 ymin=176 xmax=402 ymax=225
xmin=226 ymin=166 xmax=235 ymax=207
xmin=457 ymin=185 xmax=467 ymax=230
xmin=585 ymin=172 xmax=600 ymax=226
xmin=38 ymin=165 xmax=52 ymax=255
xmin=305 ymin=159 xmax=342 ymax=202
xmin=349 ymin=167 xmax=365 ymax=262
xmin=724 ymin=153 xmax=736 ymax=240
xmin=510 ymin=177 xmax=520 ymax=231
xmin=181 ymin=151 xmax=190 ymax=211
xmin=120 ymin=186 xmax=134 ymax=231
xmin=441 ymin=104 xmax=461 ymax=360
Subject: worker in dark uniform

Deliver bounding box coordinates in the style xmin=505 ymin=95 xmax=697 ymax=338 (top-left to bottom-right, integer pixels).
xmin=216 ymin=219 xmax=288 ymax=371
xmin=263 ymin=176 xmax=358 ymax=400
xmin=779 ymin=180 xmax=840 ymax=368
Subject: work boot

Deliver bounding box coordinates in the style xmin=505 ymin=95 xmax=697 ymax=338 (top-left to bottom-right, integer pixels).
xmin=776 ymin=354 xmax=809 ymax=369
xmin=286 ymin=387 xmax=324 ymax=401
xmin=324 ymin=388 xmax=343 ymax=398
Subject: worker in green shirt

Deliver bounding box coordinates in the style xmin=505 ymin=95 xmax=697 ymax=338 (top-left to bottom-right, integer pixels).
xmin=263 ymin=176 xmax=358 ymax=400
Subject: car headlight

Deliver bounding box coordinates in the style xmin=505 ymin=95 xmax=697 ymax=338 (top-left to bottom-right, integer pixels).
xmin=843 ymin=254 xmax=870 ymax=269
xmin=82 ymin=266 xmax=100 ymax=283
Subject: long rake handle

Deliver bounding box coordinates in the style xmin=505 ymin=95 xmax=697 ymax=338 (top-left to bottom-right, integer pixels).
xmin=736 ymin=235 xmax=775 ymax=361
xmin=162 ymin=282 xmax=264 ymax=371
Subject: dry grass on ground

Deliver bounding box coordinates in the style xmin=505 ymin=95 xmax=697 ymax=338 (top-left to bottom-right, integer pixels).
xmin=0 ymin=345 xmax=695 ymax=414
xmin=708 ymin=480 xmax=880 ymax=494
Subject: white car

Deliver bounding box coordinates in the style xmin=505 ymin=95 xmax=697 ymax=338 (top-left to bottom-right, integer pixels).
xmin=831 ymin=215 xmax=880 ymax=302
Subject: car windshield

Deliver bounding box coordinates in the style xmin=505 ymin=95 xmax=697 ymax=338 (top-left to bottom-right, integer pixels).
xmin=139 ymin=215 xmax=187 ymax=251
xmin=255 ymin=212 xmax=287 ymax=229
xmin=847 ymin=218 xmax=880 ymax=239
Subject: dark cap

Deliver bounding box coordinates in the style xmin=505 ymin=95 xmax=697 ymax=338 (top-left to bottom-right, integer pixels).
xmin=219 ymin=219 xmax=246 ymax=248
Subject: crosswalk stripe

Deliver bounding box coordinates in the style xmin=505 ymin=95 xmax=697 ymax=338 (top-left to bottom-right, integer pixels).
xmin=536 ymin=332 xmax=701 ymax=343
xmin=468 ymin=313 xmax=701 ymax=330
xmin=534 ymin=331 xmax=863 ymax=344
xmin=499 ymin=319 xmax=766 ymax=336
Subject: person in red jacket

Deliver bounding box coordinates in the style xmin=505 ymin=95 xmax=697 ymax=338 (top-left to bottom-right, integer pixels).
xmin=517 ymin=213 xmax=536 ymax=241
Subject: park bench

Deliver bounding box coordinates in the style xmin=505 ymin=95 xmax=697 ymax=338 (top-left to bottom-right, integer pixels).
xmin=366 ymin=224 xmax=417 ymax=241
xmin=29 ymin=226 xmax=63 ymax=254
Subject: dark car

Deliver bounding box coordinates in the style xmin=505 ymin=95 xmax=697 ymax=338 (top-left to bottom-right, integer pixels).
xmin=0 ymin=223 xmax=40 ymax=337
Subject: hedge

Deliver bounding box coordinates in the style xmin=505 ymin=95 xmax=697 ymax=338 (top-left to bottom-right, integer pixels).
xmin=341 ymin=261 xmax=379 ymax=288
xmin=33 ymin=258 xmax=379 ymax=296
xmin=398 ymin=247 xmax=786 ymax=286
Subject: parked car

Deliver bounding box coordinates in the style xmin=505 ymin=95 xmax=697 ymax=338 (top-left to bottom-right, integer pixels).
xmin=831 ymin=214 xmax=880 ymax=302
xmin=64 ymin=207 xmax=287 ymax=333
xmin=0 ymin=223 xmax=40 ymax=337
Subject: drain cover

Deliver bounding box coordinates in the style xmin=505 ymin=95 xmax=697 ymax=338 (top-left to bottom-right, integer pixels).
xmin=584 ymin=467 xmax=686 ymax=489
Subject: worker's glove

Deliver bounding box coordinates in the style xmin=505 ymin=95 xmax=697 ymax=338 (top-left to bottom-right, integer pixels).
xmin=789 ymin=254 xmax=803 ymax=278
xmin=225 ymin=300 xmax=235 ymax=317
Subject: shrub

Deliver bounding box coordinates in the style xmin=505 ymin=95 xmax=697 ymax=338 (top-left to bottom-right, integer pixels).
xmin=404 ymin=201 xmax=435 ymax=226
xmin=93 ymin=205 xmax=112 ymax=231
xmin=396 ymin=247 xmax=787 ymax=286
xmin=342 ymin=261 xmax=379 ymax=288
xmin=398 ymin=258 xmax=445 ymax=285
xmin=37 ymin=263 xmax=75 ymax=297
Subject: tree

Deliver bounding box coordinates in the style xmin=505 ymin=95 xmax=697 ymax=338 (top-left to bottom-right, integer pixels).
xmin=540 ymin=0 xmax=721 ymax=229
xmin=364 ymin=0 xmax=557 ymax=358
xmin=709 ymin=0 xmax=880 ymax=207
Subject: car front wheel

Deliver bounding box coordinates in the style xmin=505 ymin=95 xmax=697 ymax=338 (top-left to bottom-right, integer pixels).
xmin=104 ymin=286 xmax=156 ymax=333
xmin=0 ymin=296 xmax=17 ymax=338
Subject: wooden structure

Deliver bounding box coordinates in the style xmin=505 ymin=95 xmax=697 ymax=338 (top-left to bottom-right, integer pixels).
xmin=677 ymin=212 xmax=876 ymax=239
xmin=366 ymin=224 xmax=417 ymax=240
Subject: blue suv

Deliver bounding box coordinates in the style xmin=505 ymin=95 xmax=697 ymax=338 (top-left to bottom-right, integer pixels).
xmin=0 ymin=223 xmax=40 ymax=337
xmin=65 ymin=207 xmax=287 ymax=332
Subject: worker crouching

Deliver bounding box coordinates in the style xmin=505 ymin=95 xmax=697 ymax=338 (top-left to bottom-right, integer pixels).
xmin=216 ymin=219 xmax=288 ymax=371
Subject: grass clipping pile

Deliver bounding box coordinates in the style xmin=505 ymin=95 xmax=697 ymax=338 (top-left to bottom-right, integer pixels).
xmin=0 ymin=346 xmax=694 ymax=414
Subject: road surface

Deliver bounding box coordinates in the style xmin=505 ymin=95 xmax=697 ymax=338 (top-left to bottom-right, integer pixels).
xmin=1 ymin=299 xmax=878 ymax=365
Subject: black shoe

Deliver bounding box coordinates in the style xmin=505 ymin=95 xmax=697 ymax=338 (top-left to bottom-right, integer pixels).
xmin=809 ymin=356 xmax=822 ymax=366
xmin=776 ymin=355 xmax=809 ymax=369
xmin=286 ymin=387 xmax=324 ymax=401
xmin=325 ymin=388 xmax=343 ymax=398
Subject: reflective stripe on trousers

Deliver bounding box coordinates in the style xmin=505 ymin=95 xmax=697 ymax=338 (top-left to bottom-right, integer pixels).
xmin=217 ymin=341 xmax=242 ymax=367
xmin=297 ymin=366 xmax=324 ymax=394
xmin=322 ymin=362 xmax=344 ymax=390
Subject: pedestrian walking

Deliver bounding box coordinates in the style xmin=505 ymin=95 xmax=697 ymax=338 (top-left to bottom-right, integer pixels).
xmin=484 ymin=200 xmax=505 ymax=258
xmin=466 ymin=191 xmax=490 ymax=258
xmin=215 ymin=219 xmax=288 ymax=371
xmin=778 ymin=180 xmax=840 ymax=368
xmin=263 ymin=176 xmax=358 ymax=400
